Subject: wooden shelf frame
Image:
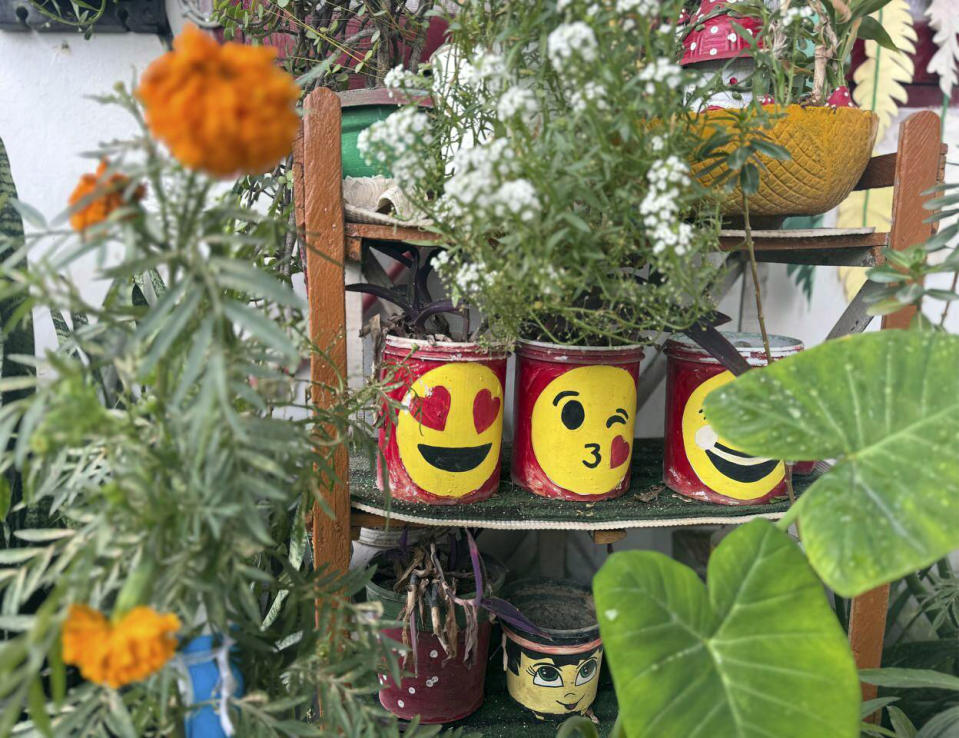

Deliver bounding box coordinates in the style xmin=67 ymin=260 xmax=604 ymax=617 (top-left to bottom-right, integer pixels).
xmin=293 ymin=86 xmax=947 ymax=708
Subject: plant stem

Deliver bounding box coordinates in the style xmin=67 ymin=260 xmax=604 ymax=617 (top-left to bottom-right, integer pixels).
xmin=939 ymin=271 xmax=958 ymax=328
xmin=741 ymin=193 xmax=772 ymax=364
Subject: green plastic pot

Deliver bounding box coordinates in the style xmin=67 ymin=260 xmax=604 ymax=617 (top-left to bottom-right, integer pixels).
xmin=341 ymin=105 xmax=397 ymax=178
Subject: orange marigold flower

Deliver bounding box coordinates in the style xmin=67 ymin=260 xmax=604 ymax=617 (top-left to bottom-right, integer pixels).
xmin=136 ymin=24 xmax=301 ymax=178
xmin=68 ymin=160 xmax=145 ymax=233
xmin=62 ymin=604 xmax=181 ymax=689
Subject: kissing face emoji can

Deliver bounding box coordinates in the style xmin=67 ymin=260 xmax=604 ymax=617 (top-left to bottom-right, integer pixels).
xmin=663 ymin=332 xmax=804 ymax=505
xmin=511 ymin=340 xmax=643 ymax=501
xmin=378 ymin=336 xmax=507 ymax=504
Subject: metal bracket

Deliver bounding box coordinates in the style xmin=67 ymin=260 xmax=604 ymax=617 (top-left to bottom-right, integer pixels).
xmin=0 ymin=0 xmax=169 ymax=34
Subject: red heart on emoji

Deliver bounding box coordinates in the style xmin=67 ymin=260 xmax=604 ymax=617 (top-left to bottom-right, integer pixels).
xmin=610 ymin=435 xmax=631 ymax=468
xmin=409 ymin=385 xmax=451 ymax=431
xmin=473 ymin=389 xmax=501 ymax=434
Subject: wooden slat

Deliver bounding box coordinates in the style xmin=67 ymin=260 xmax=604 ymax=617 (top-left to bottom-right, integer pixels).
xmin=591 ymin=530 xmax=627 ymax=545
xmin=853 ymin=153 xmax=897 ymax=191
xmin=301 ymin=87 xmax=351 ymax=577
xmin=850 ymin=584 xmax=891 ymax=704
xmin=719 ymin=228 xmax=888 ymax=266
xmin=882 ymin=111 xmax=943 ymax=330
xmin=338 ymin=88 xmax=433 ymax=108
xmin=345 ymin=222 xmax=440 ymax=261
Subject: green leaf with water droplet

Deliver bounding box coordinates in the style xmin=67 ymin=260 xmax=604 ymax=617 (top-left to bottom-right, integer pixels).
xmin=705 ymin=331 xmax=959 ymax=597
xmin=594 ymin=520 xmax=859 ymax=737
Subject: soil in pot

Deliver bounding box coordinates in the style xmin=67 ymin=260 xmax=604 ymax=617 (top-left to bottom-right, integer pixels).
xmin=511 ymin=340 xmax=643 ymax=501
xmin=663 ymin=331 xmax=804 ymax=504
xmin=378 ymin=336 xmax=507 ymax=504
xmin=368 ymin=542 xmax=507 ymax=724
xmin=500 ymin=580 xmax=603 ymax=721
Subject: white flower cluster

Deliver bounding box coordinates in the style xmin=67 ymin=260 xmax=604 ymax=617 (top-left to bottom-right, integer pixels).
xmin=458 ymin=51 xmax=506 ymax=89
xmin=568 ymin=80 xmax=608 ymax=112
xmin=640 ymin=156 xmax=694 ymax=256
xmin=497 ymin=85 xmax=539 ymax=124
xmin=637 ymin=58 xmax=682 ymax=95
xmin=547 ymin=22 xmax=599 ymax=68
xmin=441 ymin=139 xmax=541 ymax=227
xmin=432 ymin=250 xmax=494 ymax=303
xmin=617 ymin=0 xmax=658 ymax=14
xmin=783 ymin=6 xmax=815 ymax=26
xmin=383 ymin=65 xmax=422 ymax=91
xmin=357 ymin=107 xmax=432 ymax=187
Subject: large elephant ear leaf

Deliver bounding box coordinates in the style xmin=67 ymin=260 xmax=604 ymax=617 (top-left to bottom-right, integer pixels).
xmin=593 ymin=519 xmax=859 ymax=738
xmin=703 ymin=330 xmax=959 ymax=597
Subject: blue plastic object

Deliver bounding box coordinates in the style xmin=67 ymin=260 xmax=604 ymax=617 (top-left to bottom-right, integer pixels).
xmin=182 ymin=635 xmax=244 ymax=738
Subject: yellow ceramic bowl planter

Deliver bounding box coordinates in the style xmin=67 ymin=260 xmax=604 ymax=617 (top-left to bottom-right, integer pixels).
xmin=694 ymin=104 xmax=879 ymax=217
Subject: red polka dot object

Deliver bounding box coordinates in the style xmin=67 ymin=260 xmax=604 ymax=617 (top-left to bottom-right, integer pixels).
xmin=827 ymin=85 xmax=856 ymax=108
xmin=681 ymin=0 xmax=762 ymax=66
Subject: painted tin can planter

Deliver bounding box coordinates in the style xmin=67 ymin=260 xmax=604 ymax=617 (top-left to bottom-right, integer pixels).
xmin=511 ymin=340 xmax=643 ymax=501
xmin=378 ymin=336 xmax=507 ymax=504
xmin=663 ymin=332 xmax=804 ymax=505
xmin=501 ymin=580 xmax=603 ymax=721
xmin=368 ymin=553 xmax=506 ymax=723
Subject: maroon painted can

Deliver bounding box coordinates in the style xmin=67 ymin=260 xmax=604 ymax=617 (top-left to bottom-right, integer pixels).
xmin=378 ymin=624 xmax=492 ymax=723
xmin=663 ymin=332 xmax=803 ymax=505
xmin=378 ymin=336 xmax=507 ymax=504
xmin=511 ymin=340 xmax=643 ymax=501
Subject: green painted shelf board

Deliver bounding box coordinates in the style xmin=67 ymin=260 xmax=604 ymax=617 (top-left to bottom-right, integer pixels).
xmin=350 ymin=438 xmax=818 ymax=530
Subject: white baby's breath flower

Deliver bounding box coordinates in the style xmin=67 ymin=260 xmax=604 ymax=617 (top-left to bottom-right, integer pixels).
xmin=637 ymin=58 xmax=682 ymax=95
xmin=383 ymin=65 xmax=421 ymax=91
xmin=617 ymin=0 xmax=658 ymax=14
xmin=357 ymin=107 xmax=432 ymax=187
xmin=568 ymin=80 xmax=608 ymax=112
xmin=547 ymin=22 xmax=599 ymax=68
xmin=497 ymin=86 xmax=538 ymax=124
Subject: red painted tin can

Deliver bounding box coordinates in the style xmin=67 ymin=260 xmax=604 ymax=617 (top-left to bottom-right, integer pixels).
xmin=511 ymin=340 xmax=643 ymax=501
xmin=378 ymin=624 xmax=492 ymax=723
xmin=663 ymin=332 xmax=803 ymax=505
xmin=378 ymin=336 xmax=507 ymax=504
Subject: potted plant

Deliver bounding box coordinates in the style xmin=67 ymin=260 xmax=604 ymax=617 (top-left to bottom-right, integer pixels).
xmin=366 ymin=530 xmax=539 ymax=723
xmin=662 ymin=331 xmax=805 ymax=505
xmin=686 ymin=0 xmax=891 ymax=220
xmin=500 ymin=579 xmax=603 ymax=721
xmin=347 ymin=247 xmax=508 ymax=504
xmin=358 ymin=0 xmax=725 ymax=500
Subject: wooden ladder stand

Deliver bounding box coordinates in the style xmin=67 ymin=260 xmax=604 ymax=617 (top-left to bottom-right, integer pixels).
xmin=293 ymin=85 xmax=947 ymax=704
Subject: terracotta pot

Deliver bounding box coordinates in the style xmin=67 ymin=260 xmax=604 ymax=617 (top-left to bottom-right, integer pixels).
xmin=663 ymin=332 xmax=803 ymax=504
xmin=511 ymin=340 xmax=643 ymax=501
xmin=501 ymin=580 xmax=603 ymax=721
xmin=693 ymin=105 xmax=879 ymax=217
xmin=377 ymin=336 xmax=507 ymax=504
xmin=368 ymin=552 xmax=506 ymax=723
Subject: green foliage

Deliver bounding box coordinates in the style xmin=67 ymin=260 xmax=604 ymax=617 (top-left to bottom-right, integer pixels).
xmin=592 ymin=520 xmax=860 ymax=738
xmin=0 ymin=87 xmax=434 ymax=736
xmin=361 ymin=0 xmax=728 ymax=346
xmin=704 ymin=331 xmax=959 ymax=598
xmin=0 ymin=136 xmax=37 ymax=546
xmin=866 ymin=182 xmax=959 ymax=324
xmin=214 ymin=0 xmax=438 ymax=90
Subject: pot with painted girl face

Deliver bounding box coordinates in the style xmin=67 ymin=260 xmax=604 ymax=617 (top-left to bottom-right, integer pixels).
xmin=501 ymin=579 xmax=603 ymax=720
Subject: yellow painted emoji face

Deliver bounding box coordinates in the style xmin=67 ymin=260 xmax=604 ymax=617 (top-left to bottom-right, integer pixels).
xmin=395 ymin=363 xmax=503 ymax=498
xmin=531 ymin=366 xmax=636 ymax=495
xmin=506 ymin=645 xmax=603 ymax=718
xmin=682 ymin=371 xmax=785 ymax=500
